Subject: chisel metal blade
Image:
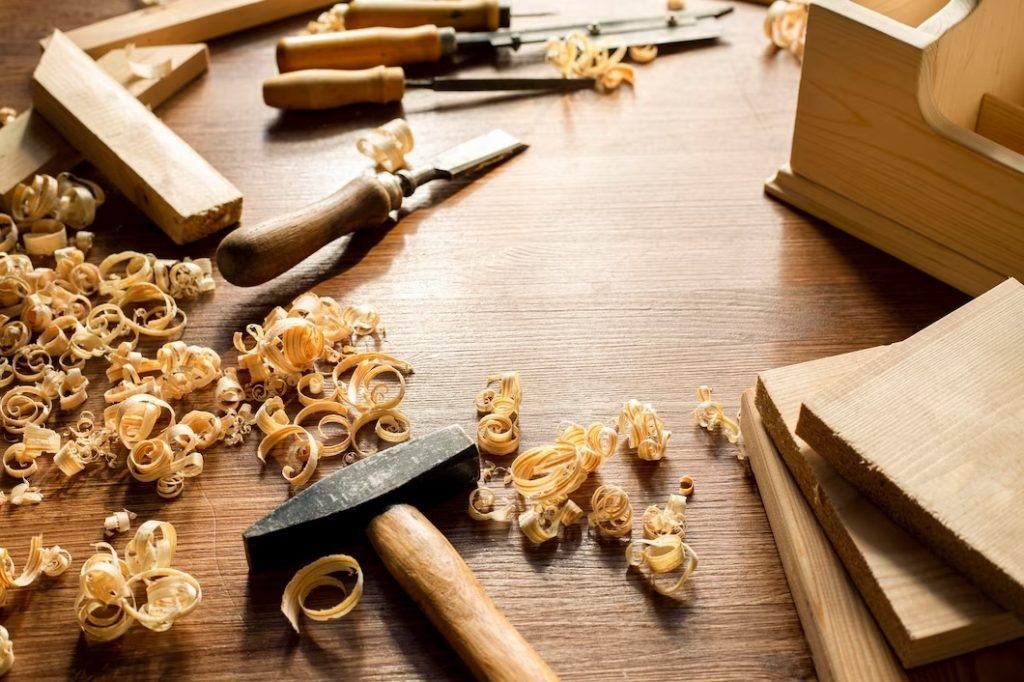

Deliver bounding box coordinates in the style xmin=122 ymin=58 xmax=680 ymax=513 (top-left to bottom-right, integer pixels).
xmin=430 ymin=128 xmax=527 ymax=179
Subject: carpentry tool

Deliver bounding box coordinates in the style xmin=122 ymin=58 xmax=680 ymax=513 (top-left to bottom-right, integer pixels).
xmin=216 ymin=129 xmax=525 ymax=286
xmin=244 ymin=425 xmax=558 ymax=681
xmin=276 ymin=8 xmax=732 ymax=72
xmin=263 ymin=66 xmax=595 ymax=109
xmin=335 ymin=0 xmax=512 ymax=31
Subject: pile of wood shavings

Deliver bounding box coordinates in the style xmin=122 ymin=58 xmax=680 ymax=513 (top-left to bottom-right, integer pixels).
xmin=764 ymin=0 xmax=809 ymax=60
xmin=545 ymin=32 xmax=636 ymax=92
xmin=476 ymin=371 xmax=522 ymax=456
xmin=618 ymin=399 xmax=671 ymax=460
xmin=1 ymin=173 xmax=104 ymax=256
xmin=356 ymin=118 xmax=414 ymax=173
xmin=307 ymin=4 xmax=346 ymax=33
xmin=281 ymin=554 xmax=363 ymax=632
xmin=76 ymin=520 xmax=201 ymax=643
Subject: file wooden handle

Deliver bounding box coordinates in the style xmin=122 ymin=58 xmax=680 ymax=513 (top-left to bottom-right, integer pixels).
xmin=263 ymin=67 xmax=406 ymax=109
xmin=344 ymin=0 xmax=504 ymax=31
xmin=277 ymin=25 xmax=445 ymax=72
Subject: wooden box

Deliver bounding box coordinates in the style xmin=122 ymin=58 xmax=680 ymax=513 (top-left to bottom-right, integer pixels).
xmin=766 ymin=0 xmax=1024 ymax=296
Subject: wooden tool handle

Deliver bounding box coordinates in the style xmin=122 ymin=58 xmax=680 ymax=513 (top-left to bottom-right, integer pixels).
xmin=277 ymin=25 xmax=444 ymax=72
xmin=216 ymin=173 xmax=402 ymax=286
xmin=263 ymin=67 xmax=406 ymax=110
xmin=344 ymin=0 xmax=502 ymax=31
xmin=368 ymin=505 xmax=559 ymax=682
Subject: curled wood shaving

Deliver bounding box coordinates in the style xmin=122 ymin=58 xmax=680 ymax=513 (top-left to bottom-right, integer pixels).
xmin=0 ymin=107 xmax=16 ymax=127
xmin=3 ymin=174 xmax=104 ymax=256
xmin=618 ymin=399 xmax=671 ymax=461
xmin=765 ymin=0 xmax=809 ymax=60
xmin=308 ymin=3 xmax=346 ymax=33
xmin=8 ymin=481 xmax=42 ymax=505
xmin=356 ymin=119 xmax=414 ymax=172
xmin=626 ymin=534 xmax=698 ymax=595
xmin=282 ymin=554 xmax=363 ymax=633
xmin=519 ymin=499 xmax=583 ymax=543
xmin=476 ymin=371 xmax=522 ymax=456
xmin=694 ymin=385 xmax=740 ymax=443
xmin=104 ymin=509 xmax=138 ymax=537
xmin=627 ymin=45 xmax=658 ymax=64
xmin=76 ymin=521 xmax=200 ymax=642
xmin=511 ymin=422 xmax=616 ymax=504
xmin=679 ymin=475 xmax=694 ymax=497
xmin=467 ymin=486 xmax=516 ymax=523
xmin=2 ymin=425 xmax=59 ymax=478
xmin=642 ymin=493 xmax=687 ymax=539
xmin=0 ymin=625 xmax=11 ymax=675
xmin=0 ymin=535 xmax=71 ymax=606
xmin=545 ymin=32 xmax=635 ymax=92
xmin=588 ymin=484 xmax=633 ymax=538
xmin=125 ymin=43 xmax=172 ymax=79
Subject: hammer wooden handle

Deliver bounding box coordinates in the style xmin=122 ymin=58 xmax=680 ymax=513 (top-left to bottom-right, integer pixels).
xmin=263 ymin=67 xmax=406 ymax=110
xmin=345 ymin=0 xmax=503 ymax=31
xmin=277 ymin=25 xmax=445 ymax=73
xmin=368 ymin=505 xmax=559 ymax=682
xmin=216 ymin=173 xmax=402 ymax=287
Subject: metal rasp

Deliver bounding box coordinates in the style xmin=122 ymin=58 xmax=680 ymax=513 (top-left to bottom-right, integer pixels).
xmin=243 ymin=425 xmax=558 ymax=681
xmin=216 ymin=129 xmax=526 ymax=287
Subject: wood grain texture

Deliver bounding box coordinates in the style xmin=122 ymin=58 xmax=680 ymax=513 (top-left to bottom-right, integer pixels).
xmin=0 ymin=43 xmax=209 ymax=195
xmin=798 ymin=279 xmax=1024 ymax=621
xmin=368 ymin=505 xmax=558 ymax=682
xmin=740 ymin=390 xmax=907 ymax=682
xmin=0 ymin=0 xmax=1007 ymax=679
xmin=343 ymin=0 xmax=504 ymax=32
xmin=976 ymin=93 xmax=1024 ymax=156
xmin=277 ymin=25 xmax=446 ymax=73
xmin=32 ymin=31 xmax=242 ymax=244
xmin=756 ymin=349 xmax=1024 ymax=666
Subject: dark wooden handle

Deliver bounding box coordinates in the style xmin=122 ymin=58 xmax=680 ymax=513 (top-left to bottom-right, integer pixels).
xmin=368 ymin=505 xmax=559 ymax=682
xmin=277 ymin=25 xmax=443 ymax=72
xmin=216 ymin=173 xmax=401 ymax=287
xmin=263 ymin=67 xmax=406 ymax=110
xmin=344 ymin=0 xmax=501 ymax=31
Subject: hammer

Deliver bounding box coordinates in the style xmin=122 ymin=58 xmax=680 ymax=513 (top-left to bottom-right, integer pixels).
xmin=244 ymin=425 xmax=557 ymax=681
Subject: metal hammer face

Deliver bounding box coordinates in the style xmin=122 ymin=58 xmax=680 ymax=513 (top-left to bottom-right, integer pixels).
xmin=243 ymin=425 xmax=479 ymax=571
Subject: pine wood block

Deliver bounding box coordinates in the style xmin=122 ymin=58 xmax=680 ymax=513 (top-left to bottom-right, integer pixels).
xmin=757 ymin=348 xmax=1024 ymax=666
xmin=740 ymin=390 xmax=906 ymax=682
xmin=50 ymin=0 xmax=334 ymax=58
xmin=0 ymin=43 xmax=209 ymax=196
xmin=797 ymin=278 xmax=1024 ymax=621
xmin=32 ymin=31 xmax=242 ymax=244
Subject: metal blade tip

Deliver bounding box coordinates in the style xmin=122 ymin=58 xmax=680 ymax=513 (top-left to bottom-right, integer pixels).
xmin=432 ymin=129 xmax=528 ymax=178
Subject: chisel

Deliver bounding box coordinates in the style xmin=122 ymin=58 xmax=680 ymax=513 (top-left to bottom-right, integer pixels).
xmin=277 ymin=8 xmax=731 ymax=72
xmin=263 ymin=66 xmax=595 ymax=110
xmin=216 ymin=129 xmax=526 ymax=286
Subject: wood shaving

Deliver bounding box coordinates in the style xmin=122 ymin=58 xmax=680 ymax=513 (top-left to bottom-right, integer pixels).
xmin=0 ymin=625 xmax=11 ymax=675
xmin=668 ymin=0 xmax=686 ymax=10
xmin=588 ymin=484 xmax=633 ymax=538
xmin=519 ymin=499 xmax=583 ymax=543
xmin=626 ymin=534 xmax=698 ymax=595
xmin=76 ymin=520 xmax=200 ymax=642
xmin=0 ymin=535 xmax=71 ymax=607
xmin=511 ymin=422 xmax=616 ymax=505
xmin=476 ymin=371 xmax=522 ymax=456
xmin=764 ymin=0 xmax=809 ymax=60
xmin=642 ymin=493 xmax=687 ymax=539
xmin=308 ymin=3 xmax=347 ymax=33
xmin=627 ymin=45 xmax=658 ymax=64
xmin=618 ymin=399 xmax=671 ymax=460
xmin=545 ymin=32 xmax=635 ymax=92
xmin=104 ymin=509 xmax=138 ymax=537
xmin=8 ymin=481 xmax=42 ymax=505
xmin=3 ymin=174 xmax=104 ymax=256
xmin=0 ymin=107 xmax=16 ymax=127
xmin=694 ymin=385 xmax=740 ymax=443
xmin=281 ymin=554 xmax=363 ymax=633
xmin=2 ymin=425 xmax=59 ymax=478
xmin=679 ymin=475 xmax=694 ymax=497
xmin=356 ymin=119 xmax=414 ymax=172
xmin=467 ymin=486 xmax=516 ymax=523
xmin=125 ymin=43 xmax=172 ymax=79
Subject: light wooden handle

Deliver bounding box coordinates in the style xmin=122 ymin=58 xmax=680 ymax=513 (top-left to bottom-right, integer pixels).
xmin=263 ymin=67 xmax=406 ymax=109
xmin=277 ymin=25 xmax=444 ymax=73
xmin=368 ymin=505 xmax=559 ymax=682
xmin=216 ymin=173 xmax=402 ymax=286
xmin=344 ymin=0 xmax=503 ymax=31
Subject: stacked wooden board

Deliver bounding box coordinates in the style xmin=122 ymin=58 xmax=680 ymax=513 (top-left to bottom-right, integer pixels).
xmin=748 ymin=278 xmax=1024 ymax=676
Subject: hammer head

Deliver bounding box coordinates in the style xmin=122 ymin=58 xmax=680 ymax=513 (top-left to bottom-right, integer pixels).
xmin=244 ymin=425 xmax=479 ymax=571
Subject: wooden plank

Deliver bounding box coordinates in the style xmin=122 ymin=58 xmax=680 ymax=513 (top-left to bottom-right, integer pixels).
xmin=0 ymin=43 xmax=209 ymax=196
xmin=757 ymin=348 xmax=1024 ymax=666
xmin=797 ymin=278 xmax=1024 ymax=620
xmin=976 ymin=93 xmax=1024 ymax=157
xmin=31 ymin=31 xmax=242 ymax=244
xmin=740 ymin=390 xmax=907 ymax=682
xmin=51 ymin=0 xmax=334 ymax=58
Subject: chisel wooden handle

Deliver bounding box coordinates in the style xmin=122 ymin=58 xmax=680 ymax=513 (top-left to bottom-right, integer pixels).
xmin=344 ymin=0 xmax=505 ymax=31
xmin=263 ymin=67 xmax=406 ymax=109
xmin=277 ymin=25 xmax=448 ymax=73
xmin=368 ymin=505 xmax=559 ymax=682
xmin=216 ymin=173 xmax=403 ymax=286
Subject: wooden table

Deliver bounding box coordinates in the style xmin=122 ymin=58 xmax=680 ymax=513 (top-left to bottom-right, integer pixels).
xmin=0 ymin=1 xmax=973 ymax=679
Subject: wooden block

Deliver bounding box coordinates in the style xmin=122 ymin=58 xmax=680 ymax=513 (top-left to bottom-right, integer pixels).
xmin=739 ymin=390 xmax=906 ymax=682
xmin=797 ymin=278 xmax=1024 ymax=620
xmin=976 ymin=93 xmax=1024 ymax=157
xmin=51 ymin=0 xmax=335 ymax=58
xmin=32 ymin=32 xmax=242 ymax=244
xmin=0 ymin=43 xmax=209 ymax=196
xmin=757 ymin=348 xmax=1024 ymax=666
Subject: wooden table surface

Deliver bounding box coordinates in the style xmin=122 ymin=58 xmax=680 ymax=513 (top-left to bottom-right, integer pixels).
xmin=0 ymin=1 xmax=975 ymax=680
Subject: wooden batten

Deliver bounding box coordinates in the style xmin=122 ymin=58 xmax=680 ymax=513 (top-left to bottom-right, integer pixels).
xmin=31 ymin=31 xmax=241 ymax=244
xmin=50 ymin=0 xmax=336 ymax=58
xmin=0 ymin=43 xmax=208 ymax=196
